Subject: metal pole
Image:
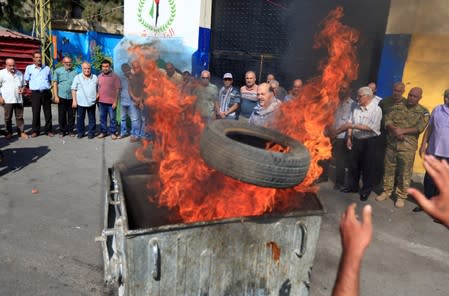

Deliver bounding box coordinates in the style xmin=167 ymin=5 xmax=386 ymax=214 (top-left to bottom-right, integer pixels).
xmin=258 ymin=54 xmax=264 ymax=84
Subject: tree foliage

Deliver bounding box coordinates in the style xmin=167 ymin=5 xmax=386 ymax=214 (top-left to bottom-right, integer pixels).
xmin=0 ymin=0 xmax=33 ymax=31
xmin=0 ymin=0 xmax=124 ymax=33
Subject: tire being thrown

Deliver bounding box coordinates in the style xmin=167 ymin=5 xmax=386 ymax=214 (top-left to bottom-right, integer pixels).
xmin=200 ymin=120 xmax=311 ymax=188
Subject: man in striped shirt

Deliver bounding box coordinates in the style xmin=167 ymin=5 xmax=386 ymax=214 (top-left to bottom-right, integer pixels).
xmin=214 ymin=73 xmax=240 ymax=120
xmin=239 ymin=71 xmax=258 ymax=119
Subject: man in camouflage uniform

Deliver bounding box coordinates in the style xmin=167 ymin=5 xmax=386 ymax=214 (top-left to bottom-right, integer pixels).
xmin=375 ymin=82 xmax=407 ymax=190
xmin=376 ymin=87 xmax=430 ymax=208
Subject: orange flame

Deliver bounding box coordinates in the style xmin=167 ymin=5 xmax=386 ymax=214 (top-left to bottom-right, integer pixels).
xmin=133 ymin=7 xmax=359 ymax=223
xmin=265 ymin=141 xmax=290 ymax=153
xmin=274 ymin=6 xmax=359 ymax=192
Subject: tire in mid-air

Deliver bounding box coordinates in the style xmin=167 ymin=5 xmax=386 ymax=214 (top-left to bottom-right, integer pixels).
xmin=200 ymin=120 xmax=310 ymax=188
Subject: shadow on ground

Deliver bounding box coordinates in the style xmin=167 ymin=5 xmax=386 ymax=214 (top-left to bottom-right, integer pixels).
xmin=0 ymin=146 xmax=50 ymax=176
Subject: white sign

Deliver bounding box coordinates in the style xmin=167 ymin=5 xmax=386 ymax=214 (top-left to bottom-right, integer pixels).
xmin=124 ymin=0 xmax=202 ymax=50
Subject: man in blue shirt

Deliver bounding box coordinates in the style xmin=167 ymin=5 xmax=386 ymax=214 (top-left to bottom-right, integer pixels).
xmin=24 ymin=51 xmax=53 ymax=137
xmin=71 ymin=62 xmax=98 ymax=139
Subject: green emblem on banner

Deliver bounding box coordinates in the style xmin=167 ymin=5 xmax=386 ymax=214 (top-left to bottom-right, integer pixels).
xmin=137 ymin=0 xmax=176 ymax=34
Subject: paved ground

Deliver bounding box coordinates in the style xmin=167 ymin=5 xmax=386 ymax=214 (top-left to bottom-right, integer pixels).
xmin=1 ymin=106 xmax=448 ymax=295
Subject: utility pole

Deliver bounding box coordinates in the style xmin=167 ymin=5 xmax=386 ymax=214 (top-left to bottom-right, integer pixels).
xmin=34 ymin=0 xmax=53 ymax=68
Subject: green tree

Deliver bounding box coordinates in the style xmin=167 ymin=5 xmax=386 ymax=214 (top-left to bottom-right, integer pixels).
xmin=0 ymin=0 xmax=32 ymax=31
xmin=90 ymin=45 xmax=112 ymax=72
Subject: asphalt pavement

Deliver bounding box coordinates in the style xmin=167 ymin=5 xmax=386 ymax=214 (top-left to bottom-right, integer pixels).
xmin=0 ymin=105 xmax=448 ymax=295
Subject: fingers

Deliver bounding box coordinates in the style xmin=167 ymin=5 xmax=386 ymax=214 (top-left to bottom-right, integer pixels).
xmin=341 ymin=203 xmax=356 ymax=224
xmin=362 ymin=205 xmax=372 ymax=228
xmin=423 ymin=156 xmax=449 ymax=194
xmin=407 ymin=187 xmax=432 ymax=211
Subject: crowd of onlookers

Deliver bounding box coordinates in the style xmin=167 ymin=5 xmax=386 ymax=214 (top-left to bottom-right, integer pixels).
xmin=1 ymin=51 xmax=448 ymax=214
xmin=2 ymin=51 xmax=449 ymax=296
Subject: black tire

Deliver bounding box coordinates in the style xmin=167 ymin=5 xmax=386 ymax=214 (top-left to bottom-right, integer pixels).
xmin=200 ymin=120 xmax=310 ymax=188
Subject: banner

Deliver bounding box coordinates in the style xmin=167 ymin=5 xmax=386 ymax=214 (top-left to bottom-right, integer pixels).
xmin=124 ymin=0 xmax=202 ymax=50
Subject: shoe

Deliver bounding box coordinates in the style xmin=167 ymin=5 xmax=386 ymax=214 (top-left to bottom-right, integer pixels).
xmin=70 ymin=133 xmax=76 ymax=137
xmin=77 ymin=134 xmax=84 ymax=139
xmin=19 ymin=133 xmax=29 ymax=139
xmin=333 ymin=183 xmax=342 ymax=190
xmin=97 ymin=133 xmax=106 ymax=139
xmin=433 ymin=219 xmax=443 ymax=225
xmin=88 ymin=134 xmax=95 ymax=139
xmin=111 ymin=134 xmax=118 ymax=140
xmin=412 ymin=206 xmax=423 ymax=212
xmin=31 ymin=132 xmax=39 ymax=138
xmin=47 ymin=132 xmax=55 ymax=137
xmin=360 ymin=193 xmax=369 ymax=201
xmin=341 ymin=187 xmax=358 ymax=193
xmin=395 ymin=199 xmax=405 ymax=208
xmin=376 ymin=192 xmax=390 ymax=202
xmin=117 ymin=134 xmax=126 ymax=139
xmin=5 ymin=133 xmax=12 ymax=139
xmin=130 ymin=136 xmax=138 ymax=143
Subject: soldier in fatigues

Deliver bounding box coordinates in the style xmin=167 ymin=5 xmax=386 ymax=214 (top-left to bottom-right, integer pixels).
xmin=376 ymin=87 xmax=430 ymax=208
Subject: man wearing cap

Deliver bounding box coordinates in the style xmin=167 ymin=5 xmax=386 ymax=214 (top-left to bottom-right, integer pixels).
xmin=214 ymin=73 xmax=240 ymax=120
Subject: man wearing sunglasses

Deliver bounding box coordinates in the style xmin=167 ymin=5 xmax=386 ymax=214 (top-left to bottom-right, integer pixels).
xmin=214 ymin=73 xmax=240 ymax=120
xmin=193 ymin=70 xmax=218 ymax=121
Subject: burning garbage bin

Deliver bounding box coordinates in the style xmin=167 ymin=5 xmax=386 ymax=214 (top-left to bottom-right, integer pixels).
xmin=97 ymin=121 xmax=325 ymax=296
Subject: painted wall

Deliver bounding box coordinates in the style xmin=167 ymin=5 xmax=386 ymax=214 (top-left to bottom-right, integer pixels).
xmin=381 ymin=0 xmax=449 ymax=173
xmin=52 ymin=30 xmax=122 ymax=70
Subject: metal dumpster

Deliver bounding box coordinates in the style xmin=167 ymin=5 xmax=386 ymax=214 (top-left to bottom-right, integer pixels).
xmin=97 ymin=163 xmax=325 ymax=296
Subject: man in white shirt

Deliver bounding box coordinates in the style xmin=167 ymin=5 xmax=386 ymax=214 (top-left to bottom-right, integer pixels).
xmin=0 ymin=58 xmax=28 ymax=139
xmin=368 ymin=82 xmax=382 ymax=103
xmin=343 ymin=87 xmax=382 ymax=201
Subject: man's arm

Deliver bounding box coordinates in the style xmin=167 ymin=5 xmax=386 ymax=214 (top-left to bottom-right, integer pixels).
xmin=53 ymin=82 xmax=60 ymax=104
xmin=71 ymin=76 xmax=78 ymax=108
xmin=408 ymin=155 xmax=449 ymax=228
xmin=225 ymin=103 xmax=239 ymax=117
xmin=111 ymin=74 xmax=121 ymax=109
xmin=0 ymin=74 xmax=4 ymax=105
xmin=419 ymin=124 xmax=432 ymax=158
xmin=332 ymin=204 xmax=373 ymax=296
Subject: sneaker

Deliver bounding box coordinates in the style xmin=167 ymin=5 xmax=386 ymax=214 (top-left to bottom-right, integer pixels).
xmin=395 ymin=199 xmax=405 ymax=208
xmin=97 ymin=133 xmax=106 ymax=139
xmin=376 ymin=192 xmax=390 ymax=202
xmin=111 ymin=134 xmax=118 ymax=140
xmin=412 ymin=206 xmax=423 ymax=212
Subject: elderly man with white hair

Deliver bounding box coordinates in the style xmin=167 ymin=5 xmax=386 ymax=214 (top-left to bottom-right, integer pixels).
xmin=339 ymin=86 xmax=382 ymax=201
xmin=249 ymin=82 xmax=281 ymax=127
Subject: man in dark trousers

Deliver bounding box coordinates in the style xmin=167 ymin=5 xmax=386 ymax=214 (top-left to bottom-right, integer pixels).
xmin=25 ymin=51 xmax=53 ymax=137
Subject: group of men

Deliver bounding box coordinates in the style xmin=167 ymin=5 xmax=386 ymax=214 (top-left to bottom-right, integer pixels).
xmin=0 ymin=51 xmax=156 ymax=145
xmin=332 ymin=81 xmax=448 ymax=212
xmin=193 ymin=69 xmax=302 ymax=126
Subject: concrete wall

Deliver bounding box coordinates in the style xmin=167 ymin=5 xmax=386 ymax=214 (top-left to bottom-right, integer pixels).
xmin=384 ymin=0 xmax=449 ymax=173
